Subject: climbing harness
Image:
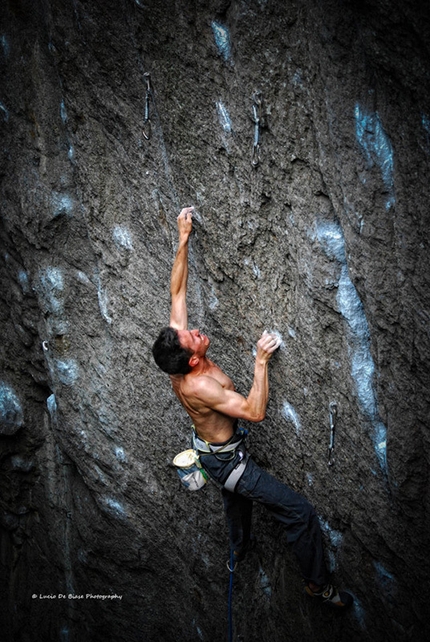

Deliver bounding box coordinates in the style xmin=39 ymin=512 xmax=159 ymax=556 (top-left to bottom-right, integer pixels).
xmin=192 ymin=427 xmax=250 ymax=492
xmin=173 ymin=427 xmax=249 ymax=492
xmin=328 ymin=402 xmax=337 ymax=466
xmin=142 ymin=72 xmax=153 ymax=140
xmin=251 ymin=92 xmax=262 ymax=167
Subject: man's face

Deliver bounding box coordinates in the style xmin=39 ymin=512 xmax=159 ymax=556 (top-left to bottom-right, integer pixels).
xmin=177 ymin=329 xmax=210 ymax=358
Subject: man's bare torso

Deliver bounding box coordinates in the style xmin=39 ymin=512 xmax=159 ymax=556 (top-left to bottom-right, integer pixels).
xmin=170 ymin=359 xmax=237 ymax=443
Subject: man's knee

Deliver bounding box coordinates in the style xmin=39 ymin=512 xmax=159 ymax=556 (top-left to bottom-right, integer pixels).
xmin=299 ymin=496 xmax=319 ymax=525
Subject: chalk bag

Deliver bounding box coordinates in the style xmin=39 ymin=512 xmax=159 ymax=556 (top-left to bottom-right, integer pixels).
xmin=173 ymin=449 xmax=208 ymax=491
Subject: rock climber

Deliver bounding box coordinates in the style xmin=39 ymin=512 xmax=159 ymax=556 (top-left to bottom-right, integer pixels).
xmin=152 ymin=207 xmax=353 ymax=608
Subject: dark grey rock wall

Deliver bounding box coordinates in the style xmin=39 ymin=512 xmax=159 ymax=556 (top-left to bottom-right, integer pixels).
xmin=1 ymin=0 xmax=429 ymax=640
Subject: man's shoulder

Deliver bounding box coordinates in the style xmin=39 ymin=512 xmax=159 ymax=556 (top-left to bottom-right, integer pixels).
xmin=181 ymin=373 xmax=222 ymax=400
xmin=187 ymin=372 xmax=219 ymax=389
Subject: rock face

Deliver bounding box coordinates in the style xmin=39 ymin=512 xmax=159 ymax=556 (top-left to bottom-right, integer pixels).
xmin=1 ymin=0 xmax=429 ymax=640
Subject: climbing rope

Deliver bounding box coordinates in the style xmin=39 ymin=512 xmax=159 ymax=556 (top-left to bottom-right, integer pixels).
xmin=227 ymin=550 xmax=237 ymax=642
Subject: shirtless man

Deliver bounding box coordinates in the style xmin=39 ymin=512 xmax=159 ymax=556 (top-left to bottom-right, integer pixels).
xmin=152 ymin=207 xmax=352 ymax=608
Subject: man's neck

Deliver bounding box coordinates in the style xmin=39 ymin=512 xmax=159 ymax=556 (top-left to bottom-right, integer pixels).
xmin=188 ymin=356 xmax=214 ymax=377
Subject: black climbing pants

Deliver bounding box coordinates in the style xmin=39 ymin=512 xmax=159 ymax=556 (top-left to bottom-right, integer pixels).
xmin=201 ymin=447 xmax=328 ymax=587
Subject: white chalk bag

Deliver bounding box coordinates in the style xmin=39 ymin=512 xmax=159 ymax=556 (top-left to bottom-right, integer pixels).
xmin=173 ymin=449 xmax=208 ymax=491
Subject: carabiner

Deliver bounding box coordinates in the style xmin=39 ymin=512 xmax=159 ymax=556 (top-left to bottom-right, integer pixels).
xmin=328 ymin=402 xmax=337 ymax=466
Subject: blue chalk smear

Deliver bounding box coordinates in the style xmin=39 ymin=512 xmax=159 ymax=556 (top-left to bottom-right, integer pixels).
xmin=258 ymin=567 xmax=272 ymax=598
xmin=422 ymin=114 xmax=430 ymax=152
xmin=55 ymin=359 xmax=79 ymax=386
xmin=373 ymin=561 xmax=397 ymax=605
xmin=355 ymin=104 xmax=395 ymax=209
xmin=47 ymin=394 xmax=57 ymax=419
xmin=114 ymin=446 xmax=127 ymax=463
xmin=352 ymin=595 xmax=367 ymax=630
xmin=60 ymin=100 xmax=68 ymax=124
xmin=211 ymin=22 xmax=231 ymax=62
xmin=18 ymin=269 xmax=29 ymax=293
xmin=40 ymin=266 xmax=64 ymax=292
xmin=282 ymin=401 xmax=301 ymax=435
xmin=103 ymin=497 xmax=127 ymax=519
xmin=320 ymin=519 xmax=343 ymax=548
xmin=216 ymin=101 xmax=232 ymax=133
xmin=1 ymin=35 xmax=10 ymax=57
xmin=0 ymin=101 xmax=9 ymax=122
xmin=319 ymin=518 xmax=343 ymax=572
xmin=52 ymin=192 xmax=74 ymax=218
xmin=113 ymin=225 xmax=133 ymax=250
xmin=11 ymin=455 xmax=34 ymax=471
xmin=0 ymin=382 xmax=23 ymax=433
xmin=39 ymin=267 xmax=64 ymax=314
xmin=373 ymin=560 xmax=395 ymax=587
xmin=317 ymin=221 xmax=388 ymax=472
xmin=97 ymin=284 xmax=113 ymax=324
xmin=292 ymin=70 xmax=303 ymax=87
xmin=60 ymin=627 xmax=69 ymax=642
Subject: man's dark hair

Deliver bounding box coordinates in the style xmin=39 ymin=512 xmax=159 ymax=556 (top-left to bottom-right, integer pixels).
xmin=152 ymin=326 xmax=193 ymax=375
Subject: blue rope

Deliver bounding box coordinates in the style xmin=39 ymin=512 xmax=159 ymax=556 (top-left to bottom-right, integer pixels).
xmin=228 ymin=550 xmax=235 ymax=642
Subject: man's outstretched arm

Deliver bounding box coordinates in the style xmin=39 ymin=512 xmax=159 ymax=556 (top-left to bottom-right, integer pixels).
xmin=190 ymin=332 xmax=281 ymax=422
xmin=170 ymin=207 xmax=193 ymax=330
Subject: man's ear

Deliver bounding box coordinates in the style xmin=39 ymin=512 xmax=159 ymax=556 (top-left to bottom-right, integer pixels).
xmin=189 ymin=355 xmax=199 ymax=368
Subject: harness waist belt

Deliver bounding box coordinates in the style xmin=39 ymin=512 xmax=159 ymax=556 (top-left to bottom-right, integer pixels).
xmin=192 ymin=431 xmax=243 ymax=454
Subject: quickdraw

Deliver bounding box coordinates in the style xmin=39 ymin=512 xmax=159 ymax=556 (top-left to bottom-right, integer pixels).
xmin=251 ymin=92 xmax=262 ymax=167
xmin=328 ymin=402 xmax=337 ymax=466
xmin=143 ymin=72 xmax=152 ymax=140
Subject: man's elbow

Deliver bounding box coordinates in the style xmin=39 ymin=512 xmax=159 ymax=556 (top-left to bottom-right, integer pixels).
xmin=254 ymin=411 xmax=266 ymax=422
xmin=245 ymin=409 xmax=266 ymax=423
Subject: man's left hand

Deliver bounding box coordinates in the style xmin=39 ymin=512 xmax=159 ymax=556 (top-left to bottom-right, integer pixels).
xmin=177 ymin=207 xmax=194 ymax=240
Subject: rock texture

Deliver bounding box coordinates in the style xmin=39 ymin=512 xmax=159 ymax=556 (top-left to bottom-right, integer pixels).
xmin=1 ymin=0 xmax=430 ymax=640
